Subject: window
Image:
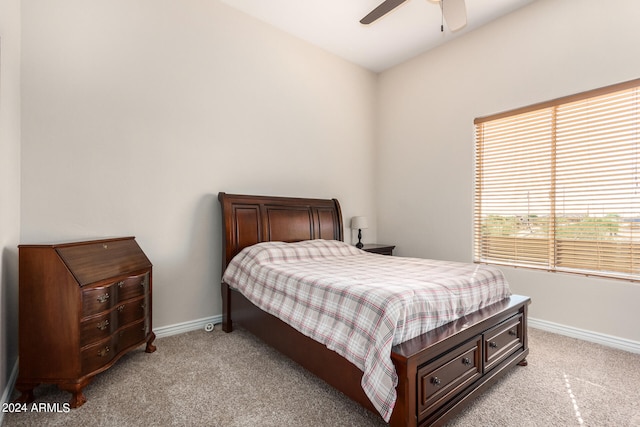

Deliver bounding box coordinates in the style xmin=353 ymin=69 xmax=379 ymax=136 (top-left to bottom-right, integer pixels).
xmin=474 ymin=79 xmax=640 ymax=281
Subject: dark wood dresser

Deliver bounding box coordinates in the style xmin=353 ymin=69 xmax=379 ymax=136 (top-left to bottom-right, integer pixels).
xmin=15 ymin=237 xmax=156 ymax=408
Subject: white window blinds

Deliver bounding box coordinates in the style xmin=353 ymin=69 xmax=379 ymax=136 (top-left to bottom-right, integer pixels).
xmin=474 ymin=79 xmax=640 ymax=281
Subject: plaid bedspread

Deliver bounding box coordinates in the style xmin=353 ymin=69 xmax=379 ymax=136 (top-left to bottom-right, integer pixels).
xmin=222 ymin=240 xmax=511 ymax=422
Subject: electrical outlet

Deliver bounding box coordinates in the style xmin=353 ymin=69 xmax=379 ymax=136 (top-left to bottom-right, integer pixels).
xmin=204 ymin=322 xmax=214 ymax=332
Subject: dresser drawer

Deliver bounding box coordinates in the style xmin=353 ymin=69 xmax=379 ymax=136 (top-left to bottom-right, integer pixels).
xmin=80 ymin=296 xmax=148 ymax=347
xmin=81 ymin=320 xmax=147 ymax=375
xmin=484 ymin=314 xmax=524 ymax=372
xmin=80 ymin=311 xmax=117 ymax=347
xmin=81 ymin=272 xmax=149 ymax=317
xmin=82 ymin=286 xmax=115 ymax=316
xmin=115 ymin=272 xmax=148 ymax=301
xmin=417 ymin=336 xmax=482 ymax=419
xmin=81 ymin=336 xmax=117 ymax=375
xmin=116 ymin=296 xmax=148 ymax=327
xmin=118 ymin=320 xmax=147 ymax=351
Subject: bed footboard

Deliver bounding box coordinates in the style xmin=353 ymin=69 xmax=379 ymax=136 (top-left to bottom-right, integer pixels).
xmin=390 ymin=295 xmax=530 ymax=426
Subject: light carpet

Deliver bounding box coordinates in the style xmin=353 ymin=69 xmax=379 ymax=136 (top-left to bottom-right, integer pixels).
xmin=4 ymin=327 xmax=640 ymax=426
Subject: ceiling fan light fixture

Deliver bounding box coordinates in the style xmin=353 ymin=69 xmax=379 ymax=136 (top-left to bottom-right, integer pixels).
xmin=441 ymin=0 xmax=467 ymax=31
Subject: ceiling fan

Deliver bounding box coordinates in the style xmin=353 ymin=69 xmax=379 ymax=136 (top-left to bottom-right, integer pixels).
xmin=360 ymin=0 xmax=467 ymax=31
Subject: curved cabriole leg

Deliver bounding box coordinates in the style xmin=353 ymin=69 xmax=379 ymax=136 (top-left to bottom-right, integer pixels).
xmin=517 ymin=358 xmax=528 ymax=366
xmin=145 ymin=331 xmax=157 ymax=353
xmin=14 ymin=381 xmax=38 ymax=404
xmin=68 ymin=391 xmax=87 ymax=408
xmin=59 ymin=379 xmax=91 ymax=408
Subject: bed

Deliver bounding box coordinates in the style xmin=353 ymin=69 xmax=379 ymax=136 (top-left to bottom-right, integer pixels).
xmin=218 ymin=192 xmax=530 ymax=427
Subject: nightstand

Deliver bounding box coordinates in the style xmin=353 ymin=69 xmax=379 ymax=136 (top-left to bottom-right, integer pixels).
xmin=361 ymin=244 xmax=395 ymax=256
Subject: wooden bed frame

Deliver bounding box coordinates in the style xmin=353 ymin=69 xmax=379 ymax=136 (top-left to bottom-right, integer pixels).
xmin=218 ymin=192 xmax=530 ymax=427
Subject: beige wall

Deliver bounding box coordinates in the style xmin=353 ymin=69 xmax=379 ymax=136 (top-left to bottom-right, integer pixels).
xmin=376 ymin=0 xmax=640 ymax=342
xmin=0 ymin=0 xmax=21 ymax=404
xmin=20 ymin=0 xmax=378 ymax=330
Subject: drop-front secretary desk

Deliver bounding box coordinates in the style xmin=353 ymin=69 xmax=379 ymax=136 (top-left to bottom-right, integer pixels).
xmin=15 ymin=237 xmax=156 ymax=408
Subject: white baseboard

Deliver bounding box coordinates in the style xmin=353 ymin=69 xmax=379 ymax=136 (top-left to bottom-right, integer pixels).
xmin=529 ymin=317 xmax=640 ymax=354
xmin=153 ymin=314 xmax=223 ymax=339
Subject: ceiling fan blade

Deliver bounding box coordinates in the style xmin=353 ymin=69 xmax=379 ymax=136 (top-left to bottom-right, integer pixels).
xmin=442 ymin=0 xmax=467 ymax=31
xmin=360 ymin=0 xmax=408 ymax=24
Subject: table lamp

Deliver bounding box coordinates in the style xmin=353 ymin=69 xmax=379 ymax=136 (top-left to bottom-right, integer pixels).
xmin=351 ymin=216 xmax=368 ymax=249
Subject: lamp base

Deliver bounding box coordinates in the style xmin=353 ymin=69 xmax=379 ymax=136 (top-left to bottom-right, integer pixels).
xmin=356 ymin=228 xmax=363 ymax=249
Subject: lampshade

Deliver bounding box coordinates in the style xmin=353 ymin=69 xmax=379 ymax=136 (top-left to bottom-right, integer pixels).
xmin=350 ymin=216 xmax=368 ymax=230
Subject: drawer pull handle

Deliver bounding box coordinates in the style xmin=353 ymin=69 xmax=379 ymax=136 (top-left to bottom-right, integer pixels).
xmin=97 ymin=293 xmax=110 ymax=303
xmin=462 ymin=357 xmax=472 ymax=366
xmin=118 ymin=305 xmax=125 ymax=312
xmin=141 ymin=303 xmax=146 ymax=310
xmin=431 ymin=377 xmax=441 ymax=386
xmin=117 ymin=281 xmax=125 ymax=288
xmin=509 ymin=329 xmax=517 ymax=336
xmin=97 ymin=346 xmax=110 ymax=357
xmin=140 ymin=278 xmax=146 ymax=287
xmin=489 ymin=341 xmax=498 ymax=348
xmin=97 ymin=320 xmax=110 ymax=330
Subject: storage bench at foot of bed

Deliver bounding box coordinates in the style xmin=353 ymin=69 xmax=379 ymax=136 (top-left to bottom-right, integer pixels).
xmin=391 ymin=295 xmax=530 ymax=427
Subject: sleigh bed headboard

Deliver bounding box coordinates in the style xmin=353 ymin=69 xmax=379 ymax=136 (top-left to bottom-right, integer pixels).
xmin=218 ymin=192 xmax=344 ymax=269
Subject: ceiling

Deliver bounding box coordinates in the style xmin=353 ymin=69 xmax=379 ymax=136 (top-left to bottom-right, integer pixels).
xmin=219 ymin=0 xmax=536 ymax=72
